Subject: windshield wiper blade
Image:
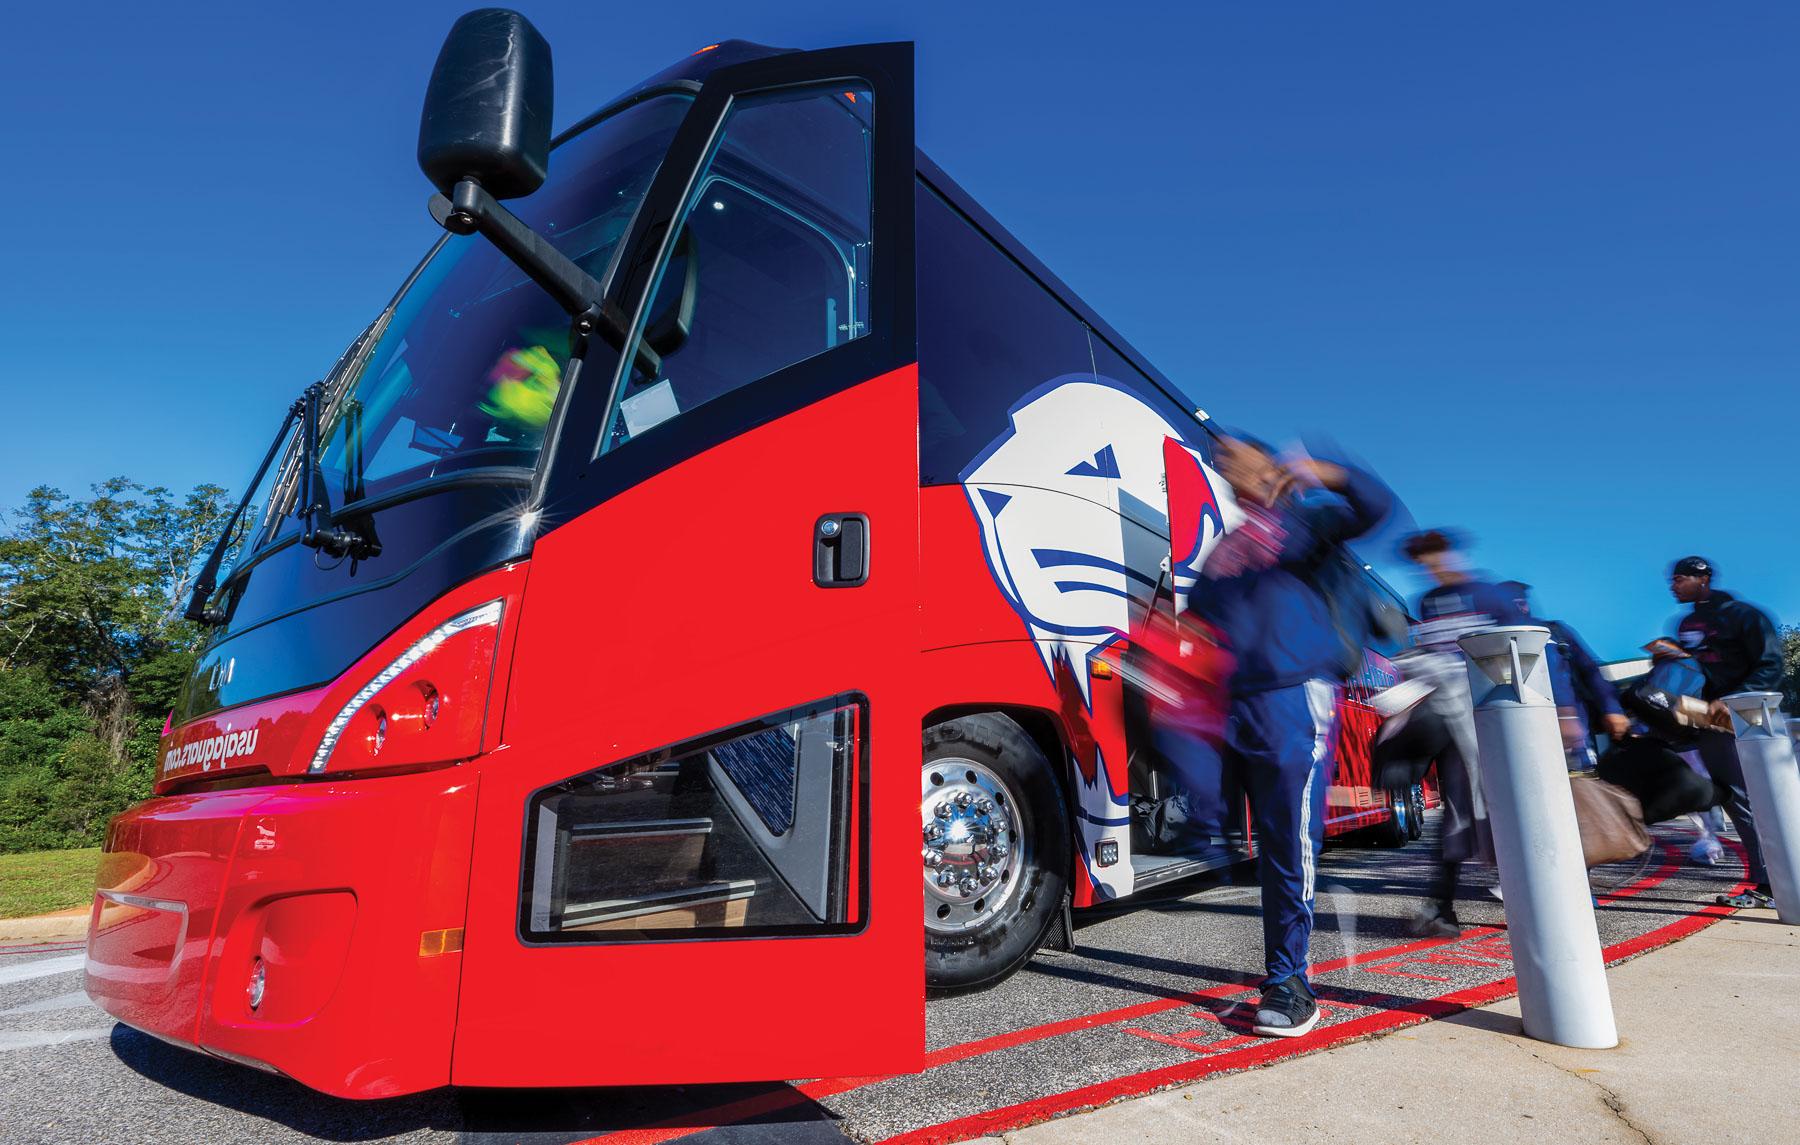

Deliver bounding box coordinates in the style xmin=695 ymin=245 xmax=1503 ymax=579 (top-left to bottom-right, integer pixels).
xmin=296 ymin=382 xmax=380 ymax=562
xmin=184 ymin=395 xmax=306 ymax=624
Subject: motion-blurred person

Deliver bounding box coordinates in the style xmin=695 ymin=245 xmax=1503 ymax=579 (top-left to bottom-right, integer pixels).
xmin=1621 ymin=636 xmax=1725 ymax=864
xmin=1670 ymin=556 xmax=1783 ymax=907
xmin=1498 ymin=581 xmax=1628 ymax=772
xmin=1398 ymin=529 xmax=1528 ymax=936
xmin=1186 ymin=433 xmax=1392 ymax=1037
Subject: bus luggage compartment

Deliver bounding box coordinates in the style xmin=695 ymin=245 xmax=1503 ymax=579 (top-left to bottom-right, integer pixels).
xmin=85 ymin=769 xmax=479 ymax=1098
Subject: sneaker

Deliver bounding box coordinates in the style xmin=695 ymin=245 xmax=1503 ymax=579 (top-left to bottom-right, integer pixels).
xmin=1690 ymin=838 xmax=1724 ymax=866
xmin=1407 ymin=906 xmax=1462 ymax=939
xmin=1253 ymin=976 xmax=1320 ymax=1038
xmin=1715 ymin=886 xmax=1773 ymax=909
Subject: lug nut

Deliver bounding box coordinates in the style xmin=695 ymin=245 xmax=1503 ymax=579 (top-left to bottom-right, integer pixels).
xmin=991 ymin=840 xmax=1010 ymax=858
xmin=934 ymin=801 xmax=952 ymax=819
xmin=976 ymin=798 xmax=993 ymax=814
xmin=937 ymin=869 xmax=957 ymax=888
xmin=924 ymin=851 xmax=942 ymax=867
xmin=954 ymin=791 xmax=973 ymax=808
xmin=958 ymin=875 xmax=978 ymax=895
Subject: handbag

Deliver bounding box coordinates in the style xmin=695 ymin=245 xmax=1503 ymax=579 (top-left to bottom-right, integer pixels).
xmin=1568 ymin=776 xmax=1652 ymax=868
xmin=1597 ymin=736 xmax=1720 ymax=824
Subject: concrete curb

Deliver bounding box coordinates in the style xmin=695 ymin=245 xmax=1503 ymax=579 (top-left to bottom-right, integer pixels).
xmin=0 ymin=907 xmax=89 ymax=944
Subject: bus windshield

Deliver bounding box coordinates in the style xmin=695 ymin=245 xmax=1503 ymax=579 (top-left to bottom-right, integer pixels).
xmin=256 ymin=93 xmax=693 ymax=543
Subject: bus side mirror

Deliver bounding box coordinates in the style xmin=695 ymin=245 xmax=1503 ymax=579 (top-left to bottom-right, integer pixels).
xmin=418 ymin=9 xmax=554 ymax=200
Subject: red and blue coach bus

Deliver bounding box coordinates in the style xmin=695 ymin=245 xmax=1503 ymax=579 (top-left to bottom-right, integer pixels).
xmin=85 ymin=13 xmax=1420 ymax=1098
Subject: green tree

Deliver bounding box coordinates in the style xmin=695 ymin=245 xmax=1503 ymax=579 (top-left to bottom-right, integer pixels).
xmin=0 ymin=478 xmax=234 ymax=852
xmin=1781 ymin=626 xmax=1800 ymax=715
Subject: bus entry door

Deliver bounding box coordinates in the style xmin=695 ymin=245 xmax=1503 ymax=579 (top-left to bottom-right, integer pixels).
xmin=452 ymin=44 xmax=923 ymax=1088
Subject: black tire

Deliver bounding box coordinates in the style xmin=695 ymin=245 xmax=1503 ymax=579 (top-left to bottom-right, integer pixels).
xmin=1370 ymin=790 xmax=1410 ymax=848
xmin=1406 ymin=784 xmax=1426 ymax=841
xmin=923 ymin=714 xmax=1070 ymax=992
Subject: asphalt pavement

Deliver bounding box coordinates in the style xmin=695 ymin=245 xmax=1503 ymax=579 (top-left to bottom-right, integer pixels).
xmin=0 ymin=817 xmax=1754 ymax=1145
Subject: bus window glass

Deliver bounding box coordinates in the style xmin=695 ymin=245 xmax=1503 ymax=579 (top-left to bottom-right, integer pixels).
xmin=250 ymin=94 xmax=692 ymax=542
xmin=522 ymin=696 xmax=865 ymax=942
xmin=603 ymin=85 xmax=875 ymax=451
xmin=914 ymin=185 xmax=1096 ymax=485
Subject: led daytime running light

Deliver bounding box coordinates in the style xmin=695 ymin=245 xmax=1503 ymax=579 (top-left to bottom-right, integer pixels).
xmin=309 ymin=599 xmax=504 ymax=773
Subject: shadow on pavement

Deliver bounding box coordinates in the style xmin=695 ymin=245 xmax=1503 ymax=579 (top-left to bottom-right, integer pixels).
xmin=1439 ymin=1007 xmax=1526 ymax=1036
xmin=108 ymin=1025 xmax=460 ymax=1141
xmin=458 ymin=1084 xmax=849 ymax=1144
xmin=110 ymin=1023 xmax=849 ymax=1144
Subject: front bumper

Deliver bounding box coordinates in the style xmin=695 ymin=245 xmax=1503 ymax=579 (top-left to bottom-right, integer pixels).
xmin=85 ymin=768 xmax=479 ymax=1098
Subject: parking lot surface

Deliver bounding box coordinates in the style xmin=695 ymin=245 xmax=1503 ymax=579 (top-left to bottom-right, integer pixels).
xmin=0 ymin=819 xmax=1747 ymax=1145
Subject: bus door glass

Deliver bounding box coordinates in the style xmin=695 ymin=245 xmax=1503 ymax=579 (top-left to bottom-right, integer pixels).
xmin=453 ymin=45 xmax=922 ymax=1088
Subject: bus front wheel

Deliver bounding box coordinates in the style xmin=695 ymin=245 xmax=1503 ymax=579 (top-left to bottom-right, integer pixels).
xmin=922 ymin=714 xmax=1070 ymax=992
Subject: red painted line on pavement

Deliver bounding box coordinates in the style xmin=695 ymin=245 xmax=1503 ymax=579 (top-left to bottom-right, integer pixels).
xmin=1361 ymin=964 xmax=1452 ymax=983
xmin=579 ymin=841 xmax=1748 ymax=1145
xmin=574 ymin=928 xmax=1499 ymax=1145
xmin=882 ymin=853 xmax=1753 ymax=1144
xmin=881 ymin=973 xmax=1531 ymax=1145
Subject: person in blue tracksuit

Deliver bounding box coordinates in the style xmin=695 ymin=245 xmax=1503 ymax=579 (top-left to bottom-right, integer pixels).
xmin=1184 ymin=433 xmax=1393 ymax=1038
xmin=1497 ymin=581 xmax=1628 ymax=771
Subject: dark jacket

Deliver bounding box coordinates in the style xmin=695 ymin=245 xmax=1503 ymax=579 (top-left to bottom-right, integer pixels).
xmin=1411 ymin=578 xmax=1529 ymax=654
xmin=1191 ymin=466 xmax=1393 ymax=695
xmin=1545 ymin=618 xmax=1623 ymax=731
xmin=1675 ymin=590 xmax=1782 ymax=700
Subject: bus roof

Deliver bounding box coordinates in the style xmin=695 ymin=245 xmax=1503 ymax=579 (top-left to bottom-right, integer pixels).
xmin=558 ymin=40 xmax=1201 ymax=422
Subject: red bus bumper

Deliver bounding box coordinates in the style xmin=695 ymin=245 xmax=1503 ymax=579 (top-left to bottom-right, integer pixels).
xmin=84 ymin=769 xmax=479 ymax=1098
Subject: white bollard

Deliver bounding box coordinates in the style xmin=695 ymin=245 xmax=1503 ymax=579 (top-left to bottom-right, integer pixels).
xmin=1458 ymin=626 xmax=1618 ymax=1049
xmin=1723 ymin=692 xmax=1800 ymax=924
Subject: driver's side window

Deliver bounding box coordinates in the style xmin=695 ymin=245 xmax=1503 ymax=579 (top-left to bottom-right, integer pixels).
xmin=604 ymin=84 xmax=875 ymax=450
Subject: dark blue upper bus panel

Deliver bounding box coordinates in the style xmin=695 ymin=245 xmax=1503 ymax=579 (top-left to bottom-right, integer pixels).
xmin=915 ymin=159 xmax=1209 ymax=510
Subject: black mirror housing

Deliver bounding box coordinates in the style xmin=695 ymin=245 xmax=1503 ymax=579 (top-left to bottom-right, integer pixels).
xmin=418 ymin=9 xmax=554 ymax=200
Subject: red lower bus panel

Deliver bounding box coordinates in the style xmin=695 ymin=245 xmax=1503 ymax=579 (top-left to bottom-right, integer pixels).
xmin=86 ymin=790 xmax=274 ymax=1042
xmin=88 ymin=770 xmax=480 ymax=1098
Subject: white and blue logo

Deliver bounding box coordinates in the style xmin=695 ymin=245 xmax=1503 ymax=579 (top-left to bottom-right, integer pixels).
xmin=960 ymin=376 xmax=1196 ymax=704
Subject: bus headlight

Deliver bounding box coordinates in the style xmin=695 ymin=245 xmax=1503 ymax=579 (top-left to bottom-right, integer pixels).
xmin=310 ymin=599 xmax=505 ymax=774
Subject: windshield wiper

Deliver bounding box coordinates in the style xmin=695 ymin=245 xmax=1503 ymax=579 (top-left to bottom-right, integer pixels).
xmin=184 ymin=395 xmax=306 ymax=624
xmin=296 ymin=382 xmax=380 ymax=562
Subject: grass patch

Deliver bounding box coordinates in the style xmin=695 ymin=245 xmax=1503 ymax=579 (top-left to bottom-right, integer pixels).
xmin=0 ymin=848 xmax=100 ymax=918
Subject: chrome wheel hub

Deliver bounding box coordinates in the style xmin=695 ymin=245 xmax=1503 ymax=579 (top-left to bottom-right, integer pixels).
xmin=922 ymin=757 xmax=1025 ymax=934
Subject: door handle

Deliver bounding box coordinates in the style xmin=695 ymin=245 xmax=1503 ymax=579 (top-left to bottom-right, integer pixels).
xmin=813 ymin=513 xmax=869 ymax=588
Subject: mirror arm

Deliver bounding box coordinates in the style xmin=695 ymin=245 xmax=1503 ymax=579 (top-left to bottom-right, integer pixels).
xmin=429 ymin=179 xmax=660 ymax=376
xmin=435 ymin=179 xmax=601 ymax=315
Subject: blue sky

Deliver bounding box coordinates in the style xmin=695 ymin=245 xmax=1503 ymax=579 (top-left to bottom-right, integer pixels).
xmin=2 ymin=2 xmax=1794 ymax=659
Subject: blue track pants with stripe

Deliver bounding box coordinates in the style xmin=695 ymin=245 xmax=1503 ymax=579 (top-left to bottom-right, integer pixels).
xmin=1232 ymin=679 xmax=1338 ymax=987
xmin=1156 ymin=679 xmax=1341 ymax=986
